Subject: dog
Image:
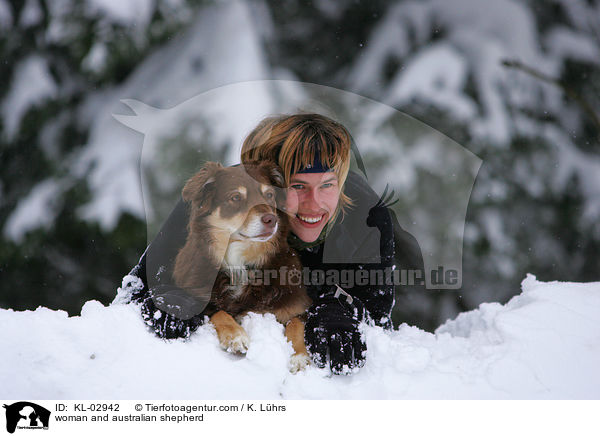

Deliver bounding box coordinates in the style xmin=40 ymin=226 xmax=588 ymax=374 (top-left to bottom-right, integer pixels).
xmin=173 ymin=161 xmax=311 ymax=372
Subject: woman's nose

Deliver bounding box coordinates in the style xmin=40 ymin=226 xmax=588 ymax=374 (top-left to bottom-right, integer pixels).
xmin=302 ymin=188 xmax=320 ymax=207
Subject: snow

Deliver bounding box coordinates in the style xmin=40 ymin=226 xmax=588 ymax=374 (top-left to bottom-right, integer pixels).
xmin=19 ymin=0 xmax=43 ymax=28
xmin=85 ymin=0 xmax=153 ymax=27
xmin=384 ymin=43 xmax=476 ymax=121
xmin=2 ymin=275 xmax=599 ymax=399
xmin=2 ymin=55 xmax=57 ymax=140
xmin=349 ymin=0 xmax=559 ymax=144
xmin=542 ymin=125 xmax=600 ymax=227
xmin=545 ymin=26 xmax=600 ymax=65
xmin=82 ymin=42 xmax=109 ymax=73
xmin=0 ymin=0 xmax=12 ymax=30
xmin=3 ymin=179 xmax=67 ymax=243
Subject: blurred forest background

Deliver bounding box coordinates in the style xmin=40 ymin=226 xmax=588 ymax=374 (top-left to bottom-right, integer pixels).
xmin=1 ymin=0 xmax=599 ymax=331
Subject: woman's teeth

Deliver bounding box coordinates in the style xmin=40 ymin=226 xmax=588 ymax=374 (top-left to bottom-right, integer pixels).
xmin=298 ymin=214 xmax=323 ymax=224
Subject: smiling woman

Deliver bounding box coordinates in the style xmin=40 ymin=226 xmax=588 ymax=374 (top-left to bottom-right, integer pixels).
xmin=236 ymin=113 xmax=424 ymax=374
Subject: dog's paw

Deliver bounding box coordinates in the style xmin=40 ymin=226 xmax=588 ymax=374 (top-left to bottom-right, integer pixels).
xmin=221 ymin=327 xmax=250 ymax=354
xmin=289 ymin=352 xmax=311 ymax=373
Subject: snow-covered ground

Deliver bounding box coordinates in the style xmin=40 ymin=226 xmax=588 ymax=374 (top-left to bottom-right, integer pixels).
xmin=2 ymin=274 xmax=599 ymax=399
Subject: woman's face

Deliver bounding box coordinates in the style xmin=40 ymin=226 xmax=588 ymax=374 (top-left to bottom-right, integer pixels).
xmin=285 ymin=172 xmax=340 ymax=242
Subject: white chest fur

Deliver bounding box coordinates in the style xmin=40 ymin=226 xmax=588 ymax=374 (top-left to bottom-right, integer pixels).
xmin=223 ymin=241 xmax=249 ymax=299
xmin=223 ymin=241 xmax=247 ymax=268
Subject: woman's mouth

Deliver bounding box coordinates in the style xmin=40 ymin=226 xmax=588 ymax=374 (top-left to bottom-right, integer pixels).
xmin=296 ymin=213 xmax=326 ymax=228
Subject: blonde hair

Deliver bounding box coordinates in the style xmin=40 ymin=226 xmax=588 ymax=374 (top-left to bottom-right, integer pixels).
xmin=241 ymin=114 xmax=353 ymax=223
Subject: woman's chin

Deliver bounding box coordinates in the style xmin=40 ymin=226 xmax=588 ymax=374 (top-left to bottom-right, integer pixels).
xmin=290 ymin=216 xmax=328 ymax=243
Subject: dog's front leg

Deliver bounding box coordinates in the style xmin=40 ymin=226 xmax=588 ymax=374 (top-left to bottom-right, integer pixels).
xmin=285 ymin=317 xmax=310 ymax=373
xmin=210 ymin=310 xmax=249 ymax=354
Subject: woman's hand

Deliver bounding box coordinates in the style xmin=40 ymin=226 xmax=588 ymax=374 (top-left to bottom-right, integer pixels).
xmin=304 ymin=287 xmax=367 ymax=375
xmin=132 ymin=285 xmax=205 ymax=339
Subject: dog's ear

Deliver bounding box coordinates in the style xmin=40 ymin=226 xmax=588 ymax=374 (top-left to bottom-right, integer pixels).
xmin=182 ymin=161 xmax=222 ymax=216
xmin=261 ymin=163 xmax=287 ymax=209
xmin=264 ymin=162 xmax=285 ymax=189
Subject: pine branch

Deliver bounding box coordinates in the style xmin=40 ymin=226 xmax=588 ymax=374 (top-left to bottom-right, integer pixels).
xmin=501 ymin=59 xmax=600 ymax=135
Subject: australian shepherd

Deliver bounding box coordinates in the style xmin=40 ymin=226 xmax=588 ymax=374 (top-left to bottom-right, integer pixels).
xmin=173 ymin=161 xmax=311 ymax=372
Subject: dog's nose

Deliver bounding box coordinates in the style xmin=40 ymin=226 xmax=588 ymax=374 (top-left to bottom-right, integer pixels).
xmin=261 ymin=214 xmax=277 ymax=228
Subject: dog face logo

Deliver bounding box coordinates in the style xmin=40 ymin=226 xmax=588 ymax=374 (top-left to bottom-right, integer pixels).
xmin=3 ymin=402 xmax=50 ymax=434
xmin=113 ymin=81 xmax=481 ymax=290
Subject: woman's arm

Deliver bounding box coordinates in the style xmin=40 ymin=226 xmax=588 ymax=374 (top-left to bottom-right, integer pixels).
xmin=116 ymin=199 xmax=207 ymax=338
xmin=304 ymin=171 xmax=424 ymax=373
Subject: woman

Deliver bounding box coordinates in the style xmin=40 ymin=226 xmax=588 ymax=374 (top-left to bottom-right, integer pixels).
xmin=121 ymin=113 xmax=423 ymax=375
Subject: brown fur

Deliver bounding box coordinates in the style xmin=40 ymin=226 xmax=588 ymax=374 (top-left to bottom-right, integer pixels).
xmin=210 ymin=310 xmax=249 ymax=353
xmin=285 ymin=317 xmax=308 ymax=356
xmin=174 ymin=161 xmax=311 ymax=370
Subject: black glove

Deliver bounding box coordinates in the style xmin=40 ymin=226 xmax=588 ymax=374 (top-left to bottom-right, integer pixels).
xmin=130 ymin=285 xmax=205 ymax=340
xmin=121 ymin=252 xmax=207 ymax=340
xmin=304 ymin=287 xmax=367 ymax=375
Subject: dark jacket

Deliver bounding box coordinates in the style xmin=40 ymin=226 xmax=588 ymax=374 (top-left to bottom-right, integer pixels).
xmin=119 ymin=171 xmax=424 ymax=338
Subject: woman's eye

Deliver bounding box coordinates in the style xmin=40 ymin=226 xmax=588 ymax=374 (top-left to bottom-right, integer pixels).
xmin=290 ymin=184 xmax=304 ymax=190
xmin=321 ymin=183 xmax=332 ymax=188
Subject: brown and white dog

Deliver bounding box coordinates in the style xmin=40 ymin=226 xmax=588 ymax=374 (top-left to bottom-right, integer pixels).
xmin=173 ymin=161 xmax=311 ymax=372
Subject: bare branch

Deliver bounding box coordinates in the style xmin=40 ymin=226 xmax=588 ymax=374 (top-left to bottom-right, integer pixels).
xmin=502 ymin=59 xmax=600 ymax=134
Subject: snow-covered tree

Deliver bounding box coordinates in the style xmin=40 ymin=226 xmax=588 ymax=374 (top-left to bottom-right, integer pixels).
xmin=2 ymin=0 xmax=598 ymax=331
xmin=0 ymin=0 xmax=206 ymax=312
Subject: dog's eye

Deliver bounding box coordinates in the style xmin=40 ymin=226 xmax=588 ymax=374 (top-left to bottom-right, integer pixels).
xmin=265 ymin=192 xmax=274 ymax=200
xmin=230 ymin=193 xmax=242 ymax=202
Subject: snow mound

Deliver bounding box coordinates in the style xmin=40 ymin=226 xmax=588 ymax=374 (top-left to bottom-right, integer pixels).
xmin=2 ymin=275 xmax=599 ymax=399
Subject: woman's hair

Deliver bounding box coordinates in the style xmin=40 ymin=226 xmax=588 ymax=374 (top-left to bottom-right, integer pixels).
xmin=240 ymin=113 xmax=353 ymax=222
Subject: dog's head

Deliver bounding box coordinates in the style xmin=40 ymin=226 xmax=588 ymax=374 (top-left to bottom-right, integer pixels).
xmin=182 ymin=161 xmax=286 ymax=242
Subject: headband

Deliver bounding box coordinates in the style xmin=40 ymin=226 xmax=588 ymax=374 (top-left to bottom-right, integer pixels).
xmin=297 ymin=149 xmax=333 ymax=173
